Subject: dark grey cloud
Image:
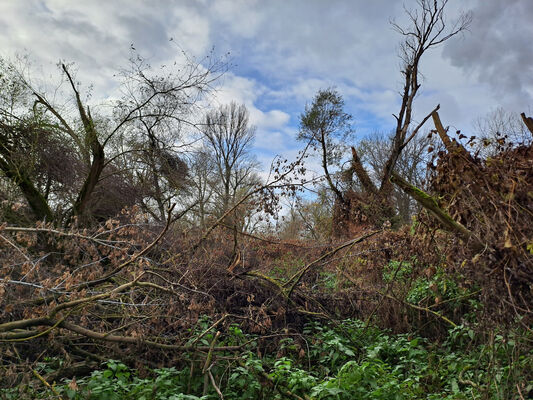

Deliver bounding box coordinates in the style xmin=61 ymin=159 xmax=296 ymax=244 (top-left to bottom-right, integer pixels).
xmin=0 ymin=1 xmax=210 ymax=96
xmin=443 ymin=0 xmax=533 ymax=107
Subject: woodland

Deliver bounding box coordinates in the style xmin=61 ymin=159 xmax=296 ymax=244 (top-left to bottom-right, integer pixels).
xmin=0 ymin=1 xmax=532 ymax=399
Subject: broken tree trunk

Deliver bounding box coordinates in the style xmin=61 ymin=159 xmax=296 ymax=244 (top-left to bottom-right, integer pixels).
xmin=350 ymin=146 xmax=378 ymax=195
xmin=520 ymin=112 xmax=533 ymax=135
xmin=62 ymin=65 xmax=105 ymax=223
xmin=431 ymin=111 xmax=471 ymax=157
xmin=390 ymin=172 xmax=485 ymax=251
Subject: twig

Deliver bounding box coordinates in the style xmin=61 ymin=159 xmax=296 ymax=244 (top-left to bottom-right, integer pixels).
xmin=142 ymin=270 xmax=212 ymax=297
xmin=516 ymin=383 xmax=526 ymax=400
xmin=428 ymin=289 xmax=481 ymax=309
xmin=384 ymin=293 xmax=457 ymax=327
xmin=74 ymin=203 xmax=175 ymax=288
xmin=202 ymin=331 xmax=221 ymax=374
xmin=203 ymin=331 xmax=220 ymax=396
xmin=50 ymin=273 xmax=145 ymax=318
xmin=503 ymin=266 xmax=532 ymax=333
xmin=401 ymin=104 xmax=440 ymax=150
xmin=1 ymin=310 xmax=72 ymax=342
xmin=191 ymin=316 xmax=227 ymax=347
xmin=3 ymin=226 xmax=128 ymax=248
xmin=218 ymin=222 xmax=314 ymax=247
xmin=285 ymin=230 xmax=381 ymax=299
xmin=32 ymin=368 xmax=61 ymax=398
xmin=0 ymin=233 xmax=32 ymax=261
xmin=208 ymin=369 xmax=224 ymax=399
xmin=458 ymin=365 xmax=479 ymax=389
xmin=56 ymin=319 xmax=240 ymax=352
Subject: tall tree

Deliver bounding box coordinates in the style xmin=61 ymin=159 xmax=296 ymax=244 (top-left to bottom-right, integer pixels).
xmin=188 ymin=149 xmax=216 ymax=229
xmin=201 ymin=102 xmax=259 ymax=226
xmin=0 ymin=52 xmax=224 ymax=225
xmin=298 ymin=88 xmax=353 ymax=207
xmin=345 ymin=0 xmax=471 ymax=229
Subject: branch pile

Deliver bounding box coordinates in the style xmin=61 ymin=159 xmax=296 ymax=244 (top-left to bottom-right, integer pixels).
xmin=418 ymin=112 xmax=533 ymax=325
xmin=0 ymin=208 xmax=380 ymax=387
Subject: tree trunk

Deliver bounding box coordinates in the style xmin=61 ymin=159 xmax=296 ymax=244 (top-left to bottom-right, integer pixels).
xmin=390 ymin=172 xmax=484 ymax=250
xmin=350 ymin=147 xmax=377 ymax=195
xmin=63 ymin=65 xmax=105 ymax=223
xmin=520 ymin=112 xmax=533 ymax=135
xmin=71 ymin=140 xmax=104 ymax=220
xmin=431 ymin=111 xmax=470 ymax=157
xmin=0 ymin=158 xmax=54 ymax=221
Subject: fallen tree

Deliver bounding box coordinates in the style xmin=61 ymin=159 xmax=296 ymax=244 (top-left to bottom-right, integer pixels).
xmin=391 ymin=110 xmax=533 ymax=327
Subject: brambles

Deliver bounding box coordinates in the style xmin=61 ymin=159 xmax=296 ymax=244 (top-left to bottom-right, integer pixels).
xmin=1 ymin=186 xmax=531 ymax=398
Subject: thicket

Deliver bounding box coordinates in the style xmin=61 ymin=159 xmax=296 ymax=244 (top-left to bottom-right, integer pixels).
xmin=1 ymin=121 xmax=532 ymax=397
xmin=1 ymin=1 xmax=532 ymax=398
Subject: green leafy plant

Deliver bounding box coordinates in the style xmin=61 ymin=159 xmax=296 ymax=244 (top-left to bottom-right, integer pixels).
xmin=382 ymin=260 xmax=413 ymax=284
xmin=2 ymin=318 xmax=530 ymax=400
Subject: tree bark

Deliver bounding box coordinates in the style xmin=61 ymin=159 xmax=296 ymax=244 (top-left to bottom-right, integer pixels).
xmin=0 ymin=157 xmax=54 ymax=221
xmin=350 ymin=146 xmax=378 ymax=195
xmin=520 ymin=112 xmax=533 ymax=135
xmin=62 ymin=65 xmax=105 ymax=222
xmin=431 ymin=111 xmax=471 ymax=157
xmin=390 ymin=171 xmax=484 ymax=250
xmin=71 ymin=140 xmax=104 ymax=220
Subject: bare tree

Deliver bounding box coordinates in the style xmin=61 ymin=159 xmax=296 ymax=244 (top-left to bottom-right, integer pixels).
xmin=0 ymin=52 xmax=224 ymax=225
xmin=473 ymin=107 xmax=533 ymax=157
xmin=279 ymin=189 xmax=334 ymax=241
xmin=201 ymin=102 xmax=259 ymax=225
xmin=188 ymin=149 xmax=216 ymax=229
xmin=357 ymin=131 xmax=434 ymax=223
xmin=344 ymin=0 xmax=471 ymax=229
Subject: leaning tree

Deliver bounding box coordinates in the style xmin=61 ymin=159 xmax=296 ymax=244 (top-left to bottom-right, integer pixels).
xmin=340 ymin=0 xmax=471 ymax=232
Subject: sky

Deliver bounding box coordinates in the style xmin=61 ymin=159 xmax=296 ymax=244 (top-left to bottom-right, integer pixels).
xmin=0 ymin=0 xmax=531 ymax=173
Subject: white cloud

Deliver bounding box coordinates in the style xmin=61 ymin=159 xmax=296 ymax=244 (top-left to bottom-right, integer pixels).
xmin=270 ymin=78 xmax=334 ymax=104
xmin=212 ymin=73 xmax=262 ymax=106
xmin=212 ymin=73 xmax=292 ymax=147
xmin=0 ymin=0 xmax=529 ymax=167
xmin=254 ymin=131 xmax=285 ymax=151
xmin=210 ymin=0 xmax=264 ymax=39
xmin=252 ymin=109 xmax=290 ymax=130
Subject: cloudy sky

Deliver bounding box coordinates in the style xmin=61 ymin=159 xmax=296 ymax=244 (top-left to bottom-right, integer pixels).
xmin=0 ymin=0 xmax=531 ymax=169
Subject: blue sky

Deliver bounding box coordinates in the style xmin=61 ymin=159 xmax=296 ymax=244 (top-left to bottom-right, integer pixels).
xmin=0 ymin=0 xmax=531 ymax=177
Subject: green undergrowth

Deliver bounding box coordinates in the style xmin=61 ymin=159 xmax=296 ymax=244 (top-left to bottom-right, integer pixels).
xmin=2 ymin=318 xmax=531 ymax=400
xmin=382 ymin=259 xmax=483 ymax=325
